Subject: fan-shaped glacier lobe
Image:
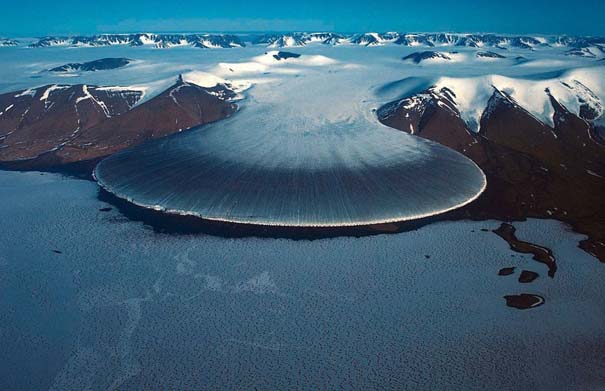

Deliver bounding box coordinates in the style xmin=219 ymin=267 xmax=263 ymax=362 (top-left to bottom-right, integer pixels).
xmin=94 ymin=53 xmax=486 ymax=227
xmin=95 ymin=112 xmax=486 ymax=227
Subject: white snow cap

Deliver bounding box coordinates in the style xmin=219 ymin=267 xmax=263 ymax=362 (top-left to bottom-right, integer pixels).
xmin=432 ymin=66 xmax=605 ymax=131
xmin=181 ymin=71 xmax=227 ymax=88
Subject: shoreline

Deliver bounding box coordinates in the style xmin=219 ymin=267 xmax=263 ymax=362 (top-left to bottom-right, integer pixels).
xmin=0 ymin=163 xmax=568 ymax=264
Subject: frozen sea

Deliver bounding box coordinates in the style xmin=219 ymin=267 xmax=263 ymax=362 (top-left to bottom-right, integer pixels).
xmin=1 ymin=170 xmax=604 ymax=390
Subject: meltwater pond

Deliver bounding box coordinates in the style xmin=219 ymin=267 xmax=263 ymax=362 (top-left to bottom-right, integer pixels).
xmin=95 ymin=58 xmax=486 ymax=227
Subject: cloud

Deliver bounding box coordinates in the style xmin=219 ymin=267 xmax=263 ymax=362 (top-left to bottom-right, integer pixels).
xmin=96 ymin=17 xmax=335 ymax=33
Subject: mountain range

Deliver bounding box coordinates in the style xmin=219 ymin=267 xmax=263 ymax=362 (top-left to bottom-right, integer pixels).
xmin=0 ymin=77 xmax=238 ymax=170
xmin=377 ymin=71 xmax=605 ymax=261
xmin=2 ymin=32 xmax=603 ymax=51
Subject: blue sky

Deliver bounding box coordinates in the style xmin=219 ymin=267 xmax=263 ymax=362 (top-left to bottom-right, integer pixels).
xmin=2 ymin=0 xmax=604 ymax=36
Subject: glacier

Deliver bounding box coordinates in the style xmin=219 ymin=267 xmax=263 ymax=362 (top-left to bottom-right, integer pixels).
xmin=94 ymin=51 xmax=486 ymax=226
xmin=1 ymin=36 xmax=604 ymax=226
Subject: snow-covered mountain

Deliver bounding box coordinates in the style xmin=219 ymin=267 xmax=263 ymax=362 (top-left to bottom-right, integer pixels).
xmin=402 ymin=51 xmax=455 ymax=63
xmin=566 ymin=47 xmax=602 ymax=58
xmin=47 ymin=58 xmax=132 ymax=73
xmin=249 ymin=32 xmax=605 ymax=50
xmin=0 ymin=76 xmax=239 ymax=166
xmin=27 ymin=34 xmax=245 ymax=49
xmin=377 ymin=66 xmax=605 ymax=261
xmin=350 ymin=32 xmax=399 ymax=46
xmin=0 ymin=38 xmax=19 ymax=47
xmin=0 ymin=84 xmax=143 ymax=161
xmin=267 ymin=35 xmax=306 ymax=48
xmin=476 ymin=51 xmax=507 ymax=59
xmin=4 ymin=32 xmax=602 ymax=51
xmin=251 ymin=33 xmax=346 ymax=47
xmin=378 ymin=67 xmax=605 ymax=133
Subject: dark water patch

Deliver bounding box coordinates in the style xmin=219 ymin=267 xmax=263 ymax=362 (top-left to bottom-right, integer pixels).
xmin=493 ymin=223 xmax=557 ymax=277
xmin=498 ymin=267 xmax=515 ymax=276
xmin=519 ymin=270 xmax=539 ymax=283
xmin=504 ymin=294 xmax=545 ymax=309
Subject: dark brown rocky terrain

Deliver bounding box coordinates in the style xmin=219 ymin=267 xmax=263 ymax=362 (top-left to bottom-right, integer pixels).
xmin=378 ymin=85 xmax=605 ymax=261
xmin=47 ymin=58 xmax=131 ymax=73
xmin=0 ymin=77 xmax=237 ymax=173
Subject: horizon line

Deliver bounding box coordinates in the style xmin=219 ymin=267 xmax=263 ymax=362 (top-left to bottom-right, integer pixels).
xmin=4 ymin=30 xmax=603 ymax=39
